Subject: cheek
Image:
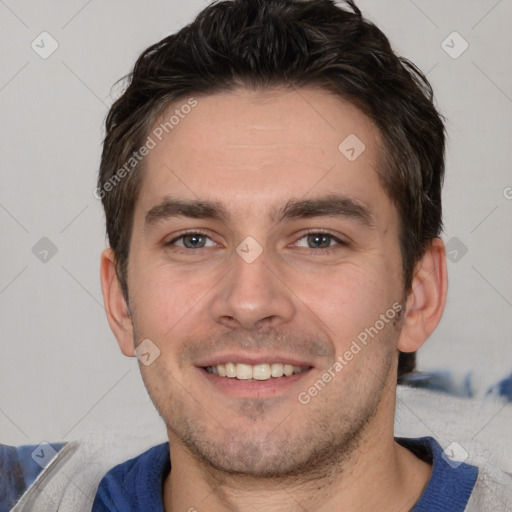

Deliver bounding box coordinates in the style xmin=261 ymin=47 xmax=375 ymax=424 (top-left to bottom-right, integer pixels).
xmin=305 ymin=261 xmax=398 ymax=343
xmin=129 ymin=260 xmax=220 ymax=341
xmin=134 ymin=278 xmax=184 ymax=337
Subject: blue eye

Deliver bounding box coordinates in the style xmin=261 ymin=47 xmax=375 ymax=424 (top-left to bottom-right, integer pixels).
xmin=167 ymin=231 xmax=215 ymax=249
xmin=296 ymin=232 xmax=344 ymax=250
xmin=165 ymin=230 xmax=346 ymax=254
xmin=300 ymin=233 xmax=336 ymax=249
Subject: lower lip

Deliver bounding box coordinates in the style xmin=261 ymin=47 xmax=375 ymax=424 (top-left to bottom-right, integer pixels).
xmin=197 ymin=367 xmax=313 ymax=398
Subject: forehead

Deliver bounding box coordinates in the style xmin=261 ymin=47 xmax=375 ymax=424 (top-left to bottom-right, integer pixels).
xmin=135 ymin=87 xmax=394 ymax=228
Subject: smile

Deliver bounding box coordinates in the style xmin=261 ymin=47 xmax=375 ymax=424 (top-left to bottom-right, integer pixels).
xmin=204 ymin=363 xmax=309 ymax=381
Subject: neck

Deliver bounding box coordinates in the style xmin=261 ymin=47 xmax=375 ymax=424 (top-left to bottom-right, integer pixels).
xmin=163 ymin=387 xmax=432 ymax=512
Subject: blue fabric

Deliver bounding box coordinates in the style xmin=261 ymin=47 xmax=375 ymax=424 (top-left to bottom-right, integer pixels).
xmin=486 ymin=372 xmax=512 ymax=401
xmin=400 ymin=371 xmax=512 ymax=401
xmin=92 ymin=436 xmax=478 ymax=511
xmin=92 ymin=443 xmax=170 ymax=512
xmin=0 ymin=444 xmax=24 ymax=512
xmin=0 ymin=442 xmax=66 ymax=512
xmin=397 ymin=437 xmax=478 ymax=512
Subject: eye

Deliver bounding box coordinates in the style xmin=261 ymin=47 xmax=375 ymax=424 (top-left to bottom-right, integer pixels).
xmin=164 ymin=230 xmax=347 ymax=253
xmin=293 ymin=231 xmax=347 ymax=252
xmin=165 ymin=231 xmax=216 ymax=250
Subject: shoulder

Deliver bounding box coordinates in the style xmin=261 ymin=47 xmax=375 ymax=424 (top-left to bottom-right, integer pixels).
xmin=92 ymin=442 xmax=170 ymax=512
xmin=464 ymin=455 xmax=512 ymax=511
xmin=395 ymin=386 xmax=512 ymax=510
xmin=99 ymin=442 xmax=170 ymax=480
xmin=396 ymin=436 xmax=478 ymax=512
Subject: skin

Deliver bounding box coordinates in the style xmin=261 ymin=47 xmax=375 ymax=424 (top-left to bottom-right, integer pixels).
xmin=100 ymin=86 xmax=448 ymax=511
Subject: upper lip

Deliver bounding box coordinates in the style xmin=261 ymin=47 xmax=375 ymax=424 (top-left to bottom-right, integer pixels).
xmin=195 ymin=352 xmax=314 ymax=368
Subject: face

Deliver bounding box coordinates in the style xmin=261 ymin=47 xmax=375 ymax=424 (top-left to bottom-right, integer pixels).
xmin=124 ymin=87 xmax=406 ymax=477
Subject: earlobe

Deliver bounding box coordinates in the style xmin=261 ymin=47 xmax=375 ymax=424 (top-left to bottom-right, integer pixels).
xmin=397 ymin=238 xmax=448 ymax=353
xmin=100 ymin=248 xmax=135 ymax=357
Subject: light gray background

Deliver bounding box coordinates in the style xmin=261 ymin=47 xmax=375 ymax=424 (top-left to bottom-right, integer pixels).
xmin=1 ymin=0 xmax=511 ymax=446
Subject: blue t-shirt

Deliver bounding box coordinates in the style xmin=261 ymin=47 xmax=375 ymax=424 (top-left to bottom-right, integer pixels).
xmin=92 ymin=436 xmax=478 ymax=511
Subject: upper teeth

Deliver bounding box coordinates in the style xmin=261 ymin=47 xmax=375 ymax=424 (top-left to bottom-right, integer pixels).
xmin=205 ymin=363 xmax=307 ymax=380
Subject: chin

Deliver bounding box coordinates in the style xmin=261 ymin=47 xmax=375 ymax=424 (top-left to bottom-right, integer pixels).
xmin=196 ymin=441 xmax=309 ymax=477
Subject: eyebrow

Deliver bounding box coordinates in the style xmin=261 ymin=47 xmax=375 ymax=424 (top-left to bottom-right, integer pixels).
xmin=144 ymin=193 xmax=375 ymax=230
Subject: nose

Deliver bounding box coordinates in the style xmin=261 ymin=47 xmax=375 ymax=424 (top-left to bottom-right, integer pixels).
xmin=210 ymin=244 xmax=296 ymax=331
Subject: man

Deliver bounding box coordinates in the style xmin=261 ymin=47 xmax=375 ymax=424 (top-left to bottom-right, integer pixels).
xmin=92 ymin=0 xmax=485 ymax=510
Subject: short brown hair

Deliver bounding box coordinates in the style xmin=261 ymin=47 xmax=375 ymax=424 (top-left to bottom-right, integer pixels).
xmin=98 ymin=0 xmax=446 ymax=379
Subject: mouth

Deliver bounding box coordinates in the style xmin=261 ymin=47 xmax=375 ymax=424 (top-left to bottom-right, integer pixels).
xmin=203 ymin=362 xmax=310 ymax=381
xmin=196 ymin=355 xmax=314 ymax=398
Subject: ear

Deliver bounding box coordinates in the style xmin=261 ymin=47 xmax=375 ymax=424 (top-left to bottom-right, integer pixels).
xmin=100 ymin=247 xmax=135 ymax=357
xmin=397 ymin=238 xmax=448 ymax=353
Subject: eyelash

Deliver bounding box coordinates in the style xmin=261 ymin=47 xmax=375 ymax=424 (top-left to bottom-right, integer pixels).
xmin=165 ymin=229 xmax=347 ymax=255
